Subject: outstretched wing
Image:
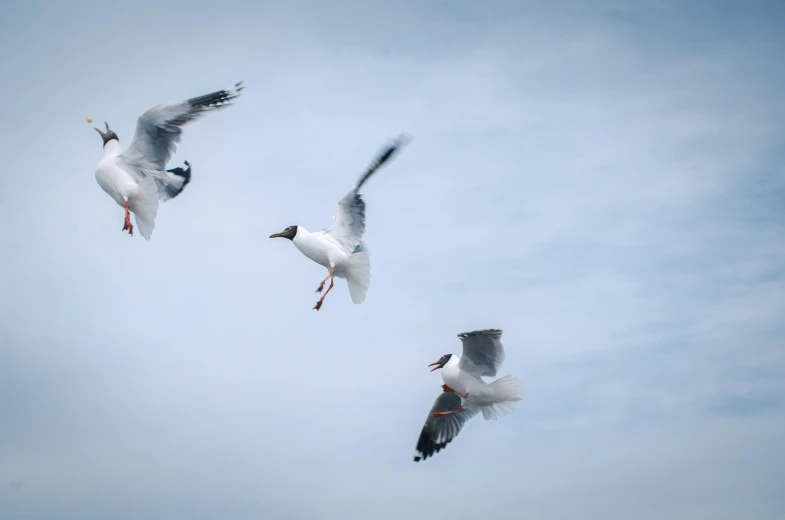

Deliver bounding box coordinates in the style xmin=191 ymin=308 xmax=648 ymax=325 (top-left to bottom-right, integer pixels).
xmin=413 ymin=392 xmax=479 ymax=462
xmin=119 ymin=82 xmax=243 ymax=175
xmin=324 ymin=134 xmax=410 ymax=252
xmin=457 ymin=329 xmax=505 ymax=379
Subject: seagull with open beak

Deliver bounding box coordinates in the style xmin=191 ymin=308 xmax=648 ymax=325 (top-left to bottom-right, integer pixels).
xmin=92 ymin=82 xmax=243 ymax=239
xmin=414 ymin=329 xmax=524 ymax=462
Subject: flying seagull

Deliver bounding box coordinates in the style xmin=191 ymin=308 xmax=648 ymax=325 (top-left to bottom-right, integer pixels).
xmin=93 ymin=81 xmax=244 ymax=239
xmin=414 ymin=329 xmax=523 ymax=462
xmin=269 ymin=134 xmax=410 ymax=311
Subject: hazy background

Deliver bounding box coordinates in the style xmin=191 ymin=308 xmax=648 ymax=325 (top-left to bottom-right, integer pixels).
xmin=1 ymin=0 xmax=784 ymax=518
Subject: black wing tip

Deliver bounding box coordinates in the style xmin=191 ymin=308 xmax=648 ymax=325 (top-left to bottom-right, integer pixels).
xmin=414 ymin=427 xmax=453 ymax=463
xmin=413 ymin=440 xmax=451 ymax=462
xmin=165 ymin=161 xmax=193 ymax=199
xmin=212 ymin=81 xmax=244 ymax=106
xmin=166 ymin=160 xmax=191 ymax=176
xmin=354 ymin=133 xmax=412 ymax=191
xmin=458 ymin=329 xmax=503 ymax=340
xmin=188 ymin=82 xmax=244 ymax=111
xmin=228 ymin=81 xmax=244 ymax=96
xmin=378 ymin=133 xmax=412 ymax=162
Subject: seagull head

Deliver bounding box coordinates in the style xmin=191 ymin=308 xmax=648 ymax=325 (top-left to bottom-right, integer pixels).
xmin=428 ymin=354 xmax=453 ymax=372
xmin=94 ymin=122 xmax=119 ymax=147
xmin=269 ymin=225 xmax=298 ymax=241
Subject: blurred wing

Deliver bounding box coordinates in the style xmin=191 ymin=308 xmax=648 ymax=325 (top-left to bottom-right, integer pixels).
xmin=119 ymin=82 xmax=243 ymax=174
xmin=457 ymin=329 xmax=505 ymax=378
xmin=324 ymin=134 xmax=410 ymax=252
xmin=323 ymin=188 xmax=366 ymax=253
xmin=413 ymin=392 xmax=479 ymax=462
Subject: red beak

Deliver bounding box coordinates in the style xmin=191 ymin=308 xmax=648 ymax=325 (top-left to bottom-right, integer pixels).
xmin=428 ymin=361 xmax=441 ymax=372
xmin=269 ymin=233 xmax=284 ymax=238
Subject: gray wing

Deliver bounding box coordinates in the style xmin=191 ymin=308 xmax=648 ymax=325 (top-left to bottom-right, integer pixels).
xmin=457 ymin=329 xmax=505 ymax=379
xmin=413 ymin=392 xmax=480 ymax=462
xmin=324 ymin=134 xmax=410 ymax=252
xmin=119 ymin=82 xmax=244 ymax=176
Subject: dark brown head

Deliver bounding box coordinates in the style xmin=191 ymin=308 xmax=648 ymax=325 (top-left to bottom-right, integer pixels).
xmin=94 ymin=122 xmax=119 ymax=147
xmin=269 ymin=225 xmax=298 ymax=241
xmin=428 ymin=354 xmax=453 ymax=372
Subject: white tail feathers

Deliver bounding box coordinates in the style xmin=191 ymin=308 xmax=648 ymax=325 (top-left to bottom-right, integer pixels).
xmin=345 ymin=251 xmax=371 ymax=304
xmin=479 ymin=375 xmax=523 ymax=421
xmin=129 ymin=176 xmax=160 ymax=240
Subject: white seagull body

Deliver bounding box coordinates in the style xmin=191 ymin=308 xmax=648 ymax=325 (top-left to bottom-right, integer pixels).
xmin=93 ymin=81 xmax=244 ymax=240
xmin=414 ymin=329 xmax=523 ymax=462
xmin=270 ymin=134 xmax=410 ymax=310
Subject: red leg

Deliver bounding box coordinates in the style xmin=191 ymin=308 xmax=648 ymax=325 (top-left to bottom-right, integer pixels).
xmin=441 ymin=384 xmax=468 ymax=399
xmin=122 ymin=200 xmax=134 ymax=236
xmin=313 ymin=275 xmax=335 ymax=311
xmin=434 ymin=406 xmax=464 ymax=418
xmin=316 ymin=267 xmax=335 ymax=293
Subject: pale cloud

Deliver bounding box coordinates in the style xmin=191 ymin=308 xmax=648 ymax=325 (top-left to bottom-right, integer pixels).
xmin=1 ymin=0 xmax=784 ymax=519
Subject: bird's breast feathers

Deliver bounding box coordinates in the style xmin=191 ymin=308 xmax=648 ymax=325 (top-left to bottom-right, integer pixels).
xmin=293 ymin=232 xmax=347 ymax=269
xmin=441 ymin=361 xmax=472 ymax=395
xmin=95 ymin=159 xmax=138 ymax=207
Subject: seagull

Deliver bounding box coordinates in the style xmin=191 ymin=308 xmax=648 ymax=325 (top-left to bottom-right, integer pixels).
xmin=93 ymin=81 xmax=244 ymax=240
xmin=269 ymin=134 xmax=410 ymax=311
xmin=414 ymin=329 xmax=523 ymax=462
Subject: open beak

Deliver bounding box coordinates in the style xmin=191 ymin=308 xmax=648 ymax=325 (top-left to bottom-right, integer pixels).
xmin=429 ymin=361 xmax=442 ymax=372
xmin=95 ymin=122 xmax=111 ymax=138
xmin=269 ymin=232 xmax=284 ymax=239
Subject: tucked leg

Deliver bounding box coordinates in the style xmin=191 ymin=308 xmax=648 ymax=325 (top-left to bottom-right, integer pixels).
xmin=441 ymin=384 xmax=468 ymax=399
xmin=434 ymin=406 xmax=464 ymax=418
xmin=316 ymin=267 xmax=335 ymax=293
xmin=122 ymin=200 xmax=134 ymax=236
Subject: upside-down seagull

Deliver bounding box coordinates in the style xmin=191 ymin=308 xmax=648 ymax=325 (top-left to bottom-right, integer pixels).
xmin=93 ymin=81 xmax=244 ymax=240
xmin=269 ymin=134 xmax=410 ymax=311
xmin=414 ymin=329 xmax=523 ymax=462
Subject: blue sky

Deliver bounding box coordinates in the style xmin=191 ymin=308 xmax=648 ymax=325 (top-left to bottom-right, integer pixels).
xmin=1 ymin=0 xmax=784 ymax=518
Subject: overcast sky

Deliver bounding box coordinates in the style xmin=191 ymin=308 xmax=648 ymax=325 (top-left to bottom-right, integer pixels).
xmin=1 ymin=0 xmax=784 ymax=519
